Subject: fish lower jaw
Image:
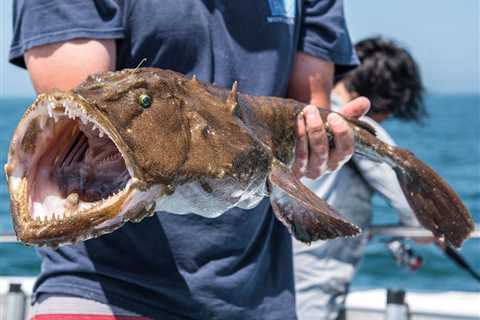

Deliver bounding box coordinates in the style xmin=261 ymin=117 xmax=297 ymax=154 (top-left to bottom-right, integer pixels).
xmin=14 ymin=178 xmax=160 ymax=247
xmin=29 ymin=177 xmax=135 ymax=223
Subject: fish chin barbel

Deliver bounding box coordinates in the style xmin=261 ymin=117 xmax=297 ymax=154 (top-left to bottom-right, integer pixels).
xmin=4 ymin=68 xmax=474 ymax=248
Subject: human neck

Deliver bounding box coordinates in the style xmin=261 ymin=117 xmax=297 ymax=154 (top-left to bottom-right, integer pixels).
xmin=332 ymin=82 xmax=389 ymax=123
xmin=332 ymin=82 xmax=356 ymax=104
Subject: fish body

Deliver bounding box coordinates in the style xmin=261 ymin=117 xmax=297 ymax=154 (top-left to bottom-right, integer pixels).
xmin=4 ymin=68 xmax=474 ymax=247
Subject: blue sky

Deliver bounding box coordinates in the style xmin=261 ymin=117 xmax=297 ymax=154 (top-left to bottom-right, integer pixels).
xmin=0 ymin=0 xmax=479 ymax=97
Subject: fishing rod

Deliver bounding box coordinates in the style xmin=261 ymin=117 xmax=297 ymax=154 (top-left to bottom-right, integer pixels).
xmin=443 ymin=245 xmax=480 ymax=282
xmin=370 ymin=224 xmax=480 ymax=283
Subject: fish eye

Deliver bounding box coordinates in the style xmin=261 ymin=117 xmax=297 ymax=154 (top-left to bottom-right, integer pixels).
xmin=138 ymin=94 xmax=152 ymax=108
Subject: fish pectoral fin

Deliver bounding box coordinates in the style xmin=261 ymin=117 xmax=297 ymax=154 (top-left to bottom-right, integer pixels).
xmin=267 ymin=159 xmax=361 ymax=243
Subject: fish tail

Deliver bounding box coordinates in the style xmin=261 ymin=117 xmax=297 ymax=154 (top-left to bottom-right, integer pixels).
xmin=390 ymin=148 xmax=474 ymax=247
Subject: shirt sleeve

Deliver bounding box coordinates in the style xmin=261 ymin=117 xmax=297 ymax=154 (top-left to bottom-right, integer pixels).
xmin=298 ymin=0 xmax=358 ymax=75
xmin=9 ymin=0 xmax=125 ymax=69
xmin=352 ymin=118 xmax=421 ymax=227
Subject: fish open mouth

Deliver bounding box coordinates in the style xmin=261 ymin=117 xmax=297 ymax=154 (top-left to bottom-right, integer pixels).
xmin=28 ymin=105 xmax=129 ymax=217
xmin=6 ymin=93 xmax=158 ymax=246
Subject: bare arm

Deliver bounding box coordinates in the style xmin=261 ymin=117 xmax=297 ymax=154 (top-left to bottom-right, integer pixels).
xmin=287 ymin=52 xmax=370 ymax=179
xmin=25 ymin=39 xmax=116 ymax=93
xmin=287 ymin=51 xmax=334 ymax=107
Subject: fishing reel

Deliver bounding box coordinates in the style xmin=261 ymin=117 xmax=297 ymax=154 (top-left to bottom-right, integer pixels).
xmin=386 ymin=239 xmax=423 ymax=272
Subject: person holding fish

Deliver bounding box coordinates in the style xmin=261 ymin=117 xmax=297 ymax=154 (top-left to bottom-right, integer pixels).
xmin=294 ymin=37 xmax=427 ymax=320
xmin=8 ymin=0 xmax=369 ymax=319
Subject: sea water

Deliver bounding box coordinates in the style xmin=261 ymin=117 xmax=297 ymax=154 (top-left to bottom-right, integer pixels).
xmin=0 ymin=95 xmax=478 ymax=292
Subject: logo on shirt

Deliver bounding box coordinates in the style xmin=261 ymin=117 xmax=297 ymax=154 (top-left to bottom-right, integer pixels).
xmin=267 ymin=0 xmax=296 ymax=24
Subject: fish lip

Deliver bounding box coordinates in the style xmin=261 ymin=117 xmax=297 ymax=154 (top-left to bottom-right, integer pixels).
xmin=5 ymin=92 xmax=154 ymax=246
xmin=13 ymin=180 xmax=158 ymax=247
xmin=13 ymin=184 xmax=135 ymax=247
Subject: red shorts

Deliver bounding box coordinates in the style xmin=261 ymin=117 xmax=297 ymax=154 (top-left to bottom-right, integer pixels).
xmin=31 ymin=295 xmax=152 ymax=320
xmin=32 ymin=316 xmax=150 ymax=320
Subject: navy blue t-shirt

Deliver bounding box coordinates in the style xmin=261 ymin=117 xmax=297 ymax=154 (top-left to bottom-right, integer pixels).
xmin=10 ymin=0 xmax=357 ymax=318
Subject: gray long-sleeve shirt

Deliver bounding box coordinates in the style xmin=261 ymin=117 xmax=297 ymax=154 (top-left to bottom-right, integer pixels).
xmin=294 ymin=97 xmax=419 ymax=320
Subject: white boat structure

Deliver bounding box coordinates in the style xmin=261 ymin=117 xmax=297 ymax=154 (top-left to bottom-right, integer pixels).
xmin=345 ymin=289 xmax=479 ymax=320
xmin=0 ymin=277 xmax=478 ymax=320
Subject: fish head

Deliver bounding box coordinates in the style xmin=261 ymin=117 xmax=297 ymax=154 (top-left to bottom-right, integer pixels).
xmin=5 ymin=68 xmax=271 ymax=247
xmin=4 ymin=68 xmax=198 ymax=246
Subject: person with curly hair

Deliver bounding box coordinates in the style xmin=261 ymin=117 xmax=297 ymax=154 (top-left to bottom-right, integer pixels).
xmin=294 ymin=37 xmax=426 ymax=320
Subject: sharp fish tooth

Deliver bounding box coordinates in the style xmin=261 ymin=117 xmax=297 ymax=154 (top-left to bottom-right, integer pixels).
xmin=48 ymin=101 xmax=56 ymax=117
xmin=33 ymin=202 xmax=47 ymax=220
xmin=39 ymin=116 xmax=47 ymax=129
xmin=66 ymin=106 xmax=76 ymax=120
xmin=47 ymin=105 xmax=53 ymax=118
xmin=66 ymin=193 xmax=79 ymax=207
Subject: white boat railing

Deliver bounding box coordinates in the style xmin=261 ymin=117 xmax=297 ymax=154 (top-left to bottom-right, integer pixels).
xmin=1 ymin=224 xmax=479 ymax=243
xmin=0 ymin=235 xmax=17 ymax=243
xmin=0 ymin=225 xmax=479 ymax=319
xmin=369 ymin=224 xmax=480 ymax=238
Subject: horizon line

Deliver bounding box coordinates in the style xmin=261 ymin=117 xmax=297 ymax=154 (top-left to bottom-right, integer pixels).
xmin=0 ymin=92 xmax=479 ymax=100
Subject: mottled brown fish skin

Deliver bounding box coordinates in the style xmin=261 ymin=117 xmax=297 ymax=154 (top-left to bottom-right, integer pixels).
xmin=77 ymin=68 xmax=472 ymax=247
xmin=74 ymin=69 xmax=281 ymax=186
xmin=196 ymin=71 xmax=473 ymax=247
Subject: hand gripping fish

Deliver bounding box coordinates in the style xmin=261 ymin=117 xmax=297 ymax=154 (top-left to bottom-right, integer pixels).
xmin=5 ymin=68 xmax=474 ymax=248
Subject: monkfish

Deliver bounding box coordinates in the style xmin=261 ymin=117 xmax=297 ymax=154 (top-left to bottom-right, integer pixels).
xmin=4 ymin=68 xmax=474 ymax=248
